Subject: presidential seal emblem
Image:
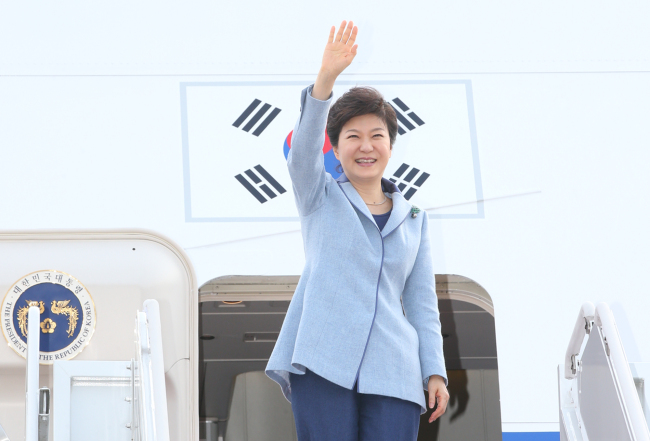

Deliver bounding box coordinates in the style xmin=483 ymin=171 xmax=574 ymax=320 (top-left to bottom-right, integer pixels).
xmin=1 ymin=270 xmax=96 ymax=364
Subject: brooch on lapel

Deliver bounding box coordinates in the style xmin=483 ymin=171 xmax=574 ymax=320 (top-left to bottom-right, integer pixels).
xmin=410 ymin=205 xmax=421 ymax=218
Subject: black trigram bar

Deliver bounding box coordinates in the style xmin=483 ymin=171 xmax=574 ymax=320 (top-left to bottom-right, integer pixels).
xmin=389 ymin=97 xmax=425 ymax=135
xmin=233 ymin=99 xmax=282 ymax=137
xmin=388 ymin=162 xmax=430 ymax=200
xmin=235 ymin=164 xmax=287 ymax=203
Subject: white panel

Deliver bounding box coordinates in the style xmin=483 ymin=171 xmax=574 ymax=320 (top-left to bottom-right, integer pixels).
xmin=1 ymin=1 xmax=649 ymax=75
xmin=54 ymin=361 xmax=132 ymax=441
xmin=70 ymin=377 xmax=131 ymax=441
xmin=579 ymin=327 xmax=633 ymax=440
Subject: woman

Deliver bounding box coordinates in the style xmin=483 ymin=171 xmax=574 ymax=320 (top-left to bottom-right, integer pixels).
xmin=265 ymin=20 xmax=449 ymax=441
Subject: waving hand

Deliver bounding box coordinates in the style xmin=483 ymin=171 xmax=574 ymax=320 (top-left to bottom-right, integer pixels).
xmin=321 ymin=20 xmax=358 ymax=77
xmin=312 ymin=20 xmax=358 ymax=101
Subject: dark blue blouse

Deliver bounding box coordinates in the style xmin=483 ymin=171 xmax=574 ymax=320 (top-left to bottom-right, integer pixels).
xmin=372 ymin=207 xmax=392 ymax=231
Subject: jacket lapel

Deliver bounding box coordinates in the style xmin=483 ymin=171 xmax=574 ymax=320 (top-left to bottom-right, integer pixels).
xmin=379 ymin=191 xmax=411 ymax=237
xmin=335 ymin=172 xmax=412 ymax=238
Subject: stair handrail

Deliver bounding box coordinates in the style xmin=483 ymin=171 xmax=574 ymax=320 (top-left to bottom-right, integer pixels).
xmin=595 ymin=302 xmax=650 ymax=441
xmin=25 ymin=305 xmax=40 ymax=441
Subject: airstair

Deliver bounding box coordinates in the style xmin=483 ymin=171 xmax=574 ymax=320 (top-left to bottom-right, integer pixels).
xmin=0 ymin=230 xmax=198 ymax=441
xmin=13 ymin=299 xmax=169 ymax=441
xmin=559 ymin=302 xmax=650 ymax=441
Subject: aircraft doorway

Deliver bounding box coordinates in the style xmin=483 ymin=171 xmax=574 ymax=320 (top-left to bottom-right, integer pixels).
xmin=197 ymin=274 xmax=501 ymax=441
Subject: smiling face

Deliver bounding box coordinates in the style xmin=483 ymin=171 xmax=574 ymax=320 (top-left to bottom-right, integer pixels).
xmin=332 ymin=113 xmax=392 ymax=183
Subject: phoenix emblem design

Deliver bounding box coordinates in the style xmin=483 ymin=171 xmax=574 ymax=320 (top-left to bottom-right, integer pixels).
xmin=16 ymin=301 xmax=45 ymax=337
xmin=50 ymin=300 xmax=79 ymax=338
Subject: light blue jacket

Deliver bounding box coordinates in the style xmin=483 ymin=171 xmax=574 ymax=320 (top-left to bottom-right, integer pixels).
xmin=265 ymin=83 xmax=447 ymax=415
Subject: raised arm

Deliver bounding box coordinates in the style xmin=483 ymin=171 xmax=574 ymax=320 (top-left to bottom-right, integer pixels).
xmin=287 ymin=20 xmax=358 ymax=216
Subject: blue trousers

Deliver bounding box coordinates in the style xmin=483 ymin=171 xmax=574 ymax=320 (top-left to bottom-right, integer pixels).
xmin=289 ymin=368 xmax=421 ymax=441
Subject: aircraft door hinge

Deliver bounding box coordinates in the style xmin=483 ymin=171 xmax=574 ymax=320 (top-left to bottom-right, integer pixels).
xmin=570 ymin=354 xmax=582 ymax=375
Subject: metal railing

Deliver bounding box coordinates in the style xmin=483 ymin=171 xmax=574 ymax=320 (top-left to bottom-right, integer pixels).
xmin=559 ymin=302 xmax=650 ymax=441
xmin=25 ymin=305 xmax=40 ymax=441
xmin=134 ymin=299 xmax=170 ymax=441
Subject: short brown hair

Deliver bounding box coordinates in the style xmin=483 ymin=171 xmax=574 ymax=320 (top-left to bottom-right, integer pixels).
xmin=326 ymin=86 xmax=398 ymax=149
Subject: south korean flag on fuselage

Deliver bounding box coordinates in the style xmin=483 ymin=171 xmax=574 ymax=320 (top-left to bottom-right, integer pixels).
xmin=181 ymin=79 xmax=482 ymax=221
